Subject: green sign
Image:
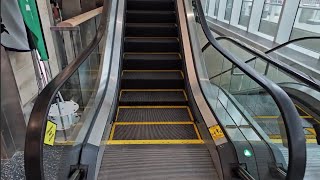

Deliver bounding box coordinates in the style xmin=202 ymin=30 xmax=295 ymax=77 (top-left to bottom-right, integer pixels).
xmin=244 ymin=149 xmax=253 ymax=157
xmin=18 ymin=0 xmax=48 ymax=60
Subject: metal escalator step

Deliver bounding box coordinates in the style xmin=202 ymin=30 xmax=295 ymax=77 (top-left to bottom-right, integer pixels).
xmin=124 ymin=37 xmax=180 ymax=52
xmin=110 ymin=124 xmax=200 ymax=140
xmin=98 ymin=145 xmax=218 ymax=180
xmin=127 ymin=0 xmax=175 ymax=11
xmin=121 ymin=71 xmax=184 ymax=89
xmin=119 ymin=90 xmax=187 ymax=105
xmin=126 ymin=10 xmax=176 ymax=23
xmin=125 ymin=23 xmax=178 ymax=37
xmin=116 ymin=106 xmax=192 ymax=121
xmin=123 ymin=53 xmax=181 ymax=70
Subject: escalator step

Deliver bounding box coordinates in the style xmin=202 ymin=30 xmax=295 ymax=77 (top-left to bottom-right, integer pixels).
xmin=124 ymin=37 xmax=180 ymax=52
xmin=116 ymin=107 xmax=192 ymax=122
xmin=121 ymin=71 xmax=184 ymax=89
xmin=123 ymin=53 xmax=181 ymax=70
xmin=127 ymin=0 xmax=175 ymax=11
xmin=119 ymin=90 xmax=187 ymax=105
xmin=111 ymin=124 xmax=200 ymax=140
xmin=125 ymin=23 xmax=178 ymax=37
xmin=126 ymin=11 xmax=176 ymax=23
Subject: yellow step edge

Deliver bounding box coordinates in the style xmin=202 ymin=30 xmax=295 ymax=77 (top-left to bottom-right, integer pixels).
xmin=106 ymin=139 xmax=204 ymax=145
xmin=186 ymin=107 xmax=194 ymax=121
xmin=122 ymin=70 xmax=183 ymax=73
xmin=119 ymin=89 xmax=188 ymax=101
xmin=120 ymin=89 xmax=185 ymax=92
xmin=271 ymin=139 xmax=317 ymax=144
xmin=121 ymin=69 xmax=184 ymax=79
xmin=295 ymin=104 xmax=312 ymax=116
xmin=253 ymin=115 xmax=313 ymax=119
xmin=123 ymin=52 xmax=182 ymax=59
xmin=305 ymin=128 xmax=317 ymax=136
xmin=193 ymin=124 xmax=202 ymax=140
xmin=114 ymin=121 xmax=194 ymax=125
xmin=269 ymin=134 xmax=316 ymax=139
xmin=115 ymin=106 xmax=194 ymax=122
xmin=118 ymin=105 xmax=189 ymax=109
xmin=109 ymin=124 xmax=117 ymax=140
xmin=125 ymin=36 xmax=179 ymax=39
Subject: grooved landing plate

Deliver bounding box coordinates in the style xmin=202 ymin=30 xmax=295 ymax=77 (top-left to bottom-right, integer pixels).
xmin=98 ymin=145 xmax=218 ymax=180
xmin=112 ymin=124 xmax=199 ymax=140
xmin=117 ymin=107 xmax=192 ymax=122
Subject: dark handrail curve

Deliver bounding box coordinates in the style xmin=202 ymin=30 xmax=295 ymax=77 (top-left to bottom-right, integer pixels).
xmin=193 ymin=0 xmax=306 ymax=179
xmin=212 ymin=36 xmax=320 ymax=91
xmin=24 ymin=0 xmax=109 ymax=179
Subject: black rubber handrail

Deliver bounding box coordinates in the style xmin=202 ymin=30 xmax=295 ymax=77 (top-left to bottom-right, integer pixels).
xmin=24 ymin=0 xmax=109 ymax=179
xmin=207 ymin=36 xmax=320 ymax=91
xmin=193 ymin=0 xmax=306 ymax=179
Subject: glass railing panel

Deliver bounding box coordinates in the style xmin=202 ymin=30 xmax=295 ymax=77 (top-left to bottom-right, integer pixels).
xmin=42 ymin=41 xmax=105 ymax=179
xmin=216 ymin=38 xmax=320 ymax=177
xmin=201 ymin=44 xmax=289 ymax=171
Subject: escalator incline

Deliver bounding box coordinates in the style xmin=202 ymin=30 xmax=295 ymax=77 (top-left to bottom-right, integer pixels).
xmin=98 ymin=0 xmax=218 ymax=179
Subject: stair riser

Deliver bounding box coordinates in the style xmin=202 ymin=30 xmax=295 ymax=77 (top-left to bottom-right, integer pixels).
xmin=126 ymin=26 xmax=178 ymax=37
xmin=127 ymin=1 xmax=175 ymax=11
xmin=123 ymin=60 xmax=182 ymax=70
xmin=126 ymin=13 xmax=176 ymax=23
xmin=124 ymin=41 xmax=180 ymax=52
xmin=121 ymin=79 xmax=184 ymax=89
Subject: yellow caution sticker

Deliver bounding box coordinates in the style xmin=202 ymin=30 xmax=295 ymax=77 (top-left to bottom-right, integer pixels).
xmin=44 ymin=120 xmax=57 ymax=146
xmin=209 ymin=125 xmax=225 ymax=140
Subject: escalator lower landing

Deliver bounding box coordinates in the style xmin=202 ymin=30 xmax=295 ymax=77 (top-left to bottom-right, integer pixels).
xmin=98 ymin=0 xmax=218 ymax=179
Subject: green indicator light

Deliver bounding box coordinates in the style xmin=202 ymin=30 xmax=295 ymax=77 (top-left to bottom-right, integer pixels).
xmin=244 ymin=149 xmax=253 ymax=157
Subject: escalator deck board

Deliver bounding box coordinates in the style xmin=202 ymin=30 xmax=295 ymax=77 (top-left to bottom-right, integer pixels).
xmin=116 ymin=107 xmax=192 ymax=122
xmin=110 ymin=124 xmax=200 ymax=140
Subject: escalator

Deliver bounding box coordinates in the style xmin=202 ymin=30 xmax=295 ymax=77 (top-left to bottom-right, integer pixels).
xmin=23 ymin=0 xmax=307 ymax=180
xmin=98 ymin=1 xmax=217 ymax=178
xmin=210 ymin=34 xmax=320 ymax=179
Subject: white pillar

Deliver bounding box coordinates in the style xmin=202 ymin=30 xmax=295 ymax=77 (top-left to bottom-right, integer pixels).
xmin=217 ymin=0 xmax=227 ymax=21
xmin=207 ymin=0 xmax=217 ymax=18
xmin=275 ymin=0 xmax=300 ymax=44
xmin=230 ymin=0 xmax=243 ymax=26
xmin=248 ymin=0 xmax=265 ymax=33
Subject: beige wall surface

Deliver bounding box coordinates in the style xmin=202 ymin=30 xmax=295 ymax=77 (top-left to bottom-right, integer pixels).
xmin=8 ymin=51 xmax=38 ymax=107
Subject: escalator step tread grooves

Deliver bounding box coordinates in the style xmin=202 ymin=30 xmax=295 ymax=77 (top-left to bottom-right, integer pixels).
xmin=119 ymin=91 xmax=187 ymax=105
xmin=117 ymin=108 xmax=191 ymax=122
xmin=112 ymin=124 xmax=198 ymax=140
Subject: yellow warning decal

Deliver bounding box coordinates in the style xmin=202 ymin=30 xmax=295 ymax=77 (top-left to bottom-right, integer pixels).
xmin=44 ymin=120 xmax=57 ymax=146
xmin=209 ymin=125 xmax=225 ymax=140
